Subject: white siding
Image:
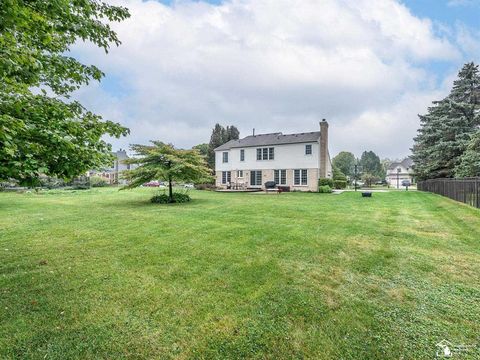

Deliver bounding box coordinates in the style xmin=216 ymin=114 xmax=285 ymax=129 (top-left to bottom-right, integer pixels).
xmin=215 ymin=142 xmax=320 ymax=172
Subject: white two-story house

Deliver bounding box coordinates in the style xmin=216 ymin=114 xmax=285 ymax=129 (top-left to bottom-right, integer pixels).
xmin=386 ymin=158 xmax=414 ymax=188
xmin=214 ymin=120 xmax=332 ymax=192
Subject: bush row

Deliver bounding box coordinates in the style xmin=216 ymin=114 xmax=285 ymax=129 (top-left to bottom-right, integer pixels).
xmin=151 ymin=191 xmax=191 ymax=204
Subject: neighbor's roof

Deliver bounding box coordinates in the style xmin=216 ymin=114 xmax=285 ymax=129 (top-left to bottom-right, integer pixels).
xmin=388 ymin=157 xmax=413 ymax=170
xmin=215 ymin=131 xmax=321 ymax=151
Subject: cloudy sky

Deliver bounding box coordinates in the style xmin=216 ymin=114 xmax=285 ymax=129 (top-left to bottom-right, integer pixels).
xmin=72 ymin=0 xmax=480 ymax=159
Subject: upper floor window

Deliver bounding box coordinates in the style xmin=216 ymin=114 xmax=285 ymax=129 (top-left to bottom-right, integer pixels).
xmin=257 ymin=147 xmax=274 ymax=160
xmin=240 ymin=149 xmax=245 ymax=161
xmin=305 ymin=144 xmax=312 ymax=155
xmin=222 ymin=152 xmax=228 ymax=163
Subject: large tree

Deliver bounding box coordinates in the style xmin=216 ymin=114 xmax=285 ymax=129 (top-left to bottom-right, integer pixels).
xmin=359 ymin=151 xmax=383 ymax=178
xmin=0 ymin=0 xmax=130 ymax=185
xmin=455 ymin=131 xmax=480 ymax=177
xmin=206 ymin=124 xmax=240 ymax=170
xmin=123 ymin=142 xmax=212 ymax=203
xmin=412 ymin=62 xmax=480 ymax=180
xmin=332 ymin=151 xmax=356 ymax=178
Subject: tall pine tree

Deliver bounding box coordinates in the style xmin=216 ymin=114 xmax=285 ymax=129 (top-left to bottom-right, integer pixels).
xmin=455 ymin=130 xmax=480 ymax=177
xmin=412 ymin=62 xmax=480 ymax=180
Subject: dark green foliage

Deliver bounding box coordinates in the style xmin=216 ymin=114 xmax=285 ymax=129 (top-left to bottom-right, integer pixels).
xmin=412 ymin=62 xmax=480 ymax=180
xmin=0 ymin=0 xmax=130 ymax=184
xmin=207 ymin=124 xmax=240 ymax=169
xmin=151 ymin=191 xmax=191 ymax=204
xmin=318 ymin=185 xmax=332 ymax=193
xmin=318 ymin=178 xmax=334 ymax=187
xmin=333 ymin=180 xmax=347 ymax=189
xmin=455 ymin=130 xmax=480 ymax=177
xmin=122 ymin=142 xmax=212 ymax=203
xmin=332 ymin=167 xmax=347 ymax=181
xmin=359 ymin=151 xmax=383 ymax=178
xmin=332 ymin=151 xmax=356 ymax=178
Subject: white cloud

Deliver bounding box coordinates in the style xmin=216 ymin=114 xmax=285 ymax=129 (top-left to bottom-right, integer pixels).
xmin=72 ymin=0 xmax=466 ymax=158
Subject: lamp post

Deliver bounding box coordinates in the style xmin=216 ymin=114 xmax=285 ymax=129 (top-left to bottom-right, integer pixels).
xmin=397 ymin=167 xmax=401 ymax=189
xmin=354 ymin=164 xmax=358 ymax=192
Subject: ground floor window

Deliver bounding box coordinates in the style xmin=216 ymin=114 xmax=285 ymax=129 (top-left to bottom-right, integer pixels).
xmin=222 ymin=171 xmax=231 ymax=184
xmin=237 ymin=170 xmax=243 ymax=178
xmin=250 ymin=170 xmax=262 ymax=186
xmin=274 ymin=170 xmax=287 ymax=185
xmin=294 ymin=169 xmax=308 ymax=185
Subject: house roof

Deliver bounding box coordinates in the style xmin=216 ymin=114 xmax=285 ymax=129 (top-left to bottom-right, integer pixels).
xmin=388 ymin=157 xmax=413 ymax=170
xmin=214 ymin=131 xmax=321 ymax=151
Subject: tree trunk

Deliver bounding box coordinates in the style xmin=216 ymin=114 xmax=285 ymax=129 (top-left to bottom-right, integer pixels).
xmin=168 ymin=176 xmax=173 ymax=203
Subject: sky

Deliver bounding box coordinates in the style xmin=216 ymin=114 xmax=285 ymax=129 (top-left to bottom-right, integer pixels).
xmin=71 ymin=0 xmax=480 ymax=159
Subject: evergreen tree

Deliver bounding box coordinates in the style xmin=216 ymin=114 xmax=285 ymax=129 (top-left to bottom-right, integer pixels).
xmin=455 ymin=131 xmax=480 ymax=177
xmin=359 ymin=151 xmax=383 ymax=178
xmin=412 ymin=62 xmax=480 ymax=180
xmin=226 ymin=126 xmax=240 ymax=141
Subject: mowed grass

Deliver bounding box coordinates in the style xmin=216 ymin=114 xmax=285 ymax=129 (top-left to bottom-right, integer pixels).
xmin=1 ymin=188 xmax=480 ymax=359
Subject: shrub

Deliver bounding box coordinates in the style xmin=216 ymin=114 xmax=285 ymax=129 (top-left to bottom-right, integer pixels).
xmin=333 ymin=180 xmax=347 ymax=189
xmin=90 ymin=176 xmax=108 ymax=187
xmin=151 ymin=191 xmax=191 ymax=204
xmin=39 ymin=176 xmax=65 ymax=189
xmin=318 ymin=178 xmax=334 ymax=187
xmin=195 ymin=183 xmax=216 ymax=191
xmin=318 ymin=185 xmax=333 ymax=193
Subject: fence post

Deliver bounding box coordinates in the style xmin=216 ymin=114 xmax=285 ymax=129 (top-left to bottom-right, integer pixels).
xmin=477 ymin=178 xmax=480 ymax=209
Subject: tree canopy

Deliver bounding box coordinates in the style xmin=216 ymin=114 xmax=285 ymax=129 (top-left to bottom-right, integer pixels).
xmin=455 ymin=130 xmax=480 ymax=177
xmin=359 ymin=151 xmax=383 ymax=178
xmin=122 ymin=142 xmax=212 ymax=203
xmin=332 ymin=151 xmax=356 ymax=178
xmin=192 ymin=143 xmax=209 ymax=158
xmin=0 ymin=0 xmax=130 ymax=185
xmin=412 ymin=62 xmax=480 ymax=180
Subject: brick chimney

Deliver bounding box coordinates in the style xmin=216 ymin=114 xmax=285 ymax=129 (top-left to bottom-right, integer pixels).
xmin=319 ymin=119 xmax=329 ymax=178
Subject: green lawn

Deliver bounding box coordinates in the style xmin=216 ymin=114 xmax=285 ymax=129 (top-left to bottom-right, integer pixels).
xmin=1 ymin=188 xmax=480 ymax=359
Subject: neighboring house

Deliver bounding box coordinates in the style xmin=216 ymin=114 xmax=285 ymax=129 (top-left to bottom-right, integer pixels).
xmin=386 ymin=158 xmax=414 ymax=188
xmin=88 ymin=149 xmax=135 ymax=185
xmin=214 ymin=120 xmax=332 ymax=192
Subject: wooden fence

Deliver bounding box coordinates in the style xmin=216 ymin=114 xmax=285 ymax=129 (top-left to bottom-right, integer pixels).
xmin=417 ymin=178 xmax=480 ymax=209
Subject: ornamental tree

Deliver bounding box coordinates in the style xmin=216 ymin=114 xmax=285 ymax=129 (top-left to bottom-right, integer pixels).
xmin=0 ymin=0 xmax=130 ymax=185
xmin=122 ymin=142 xmax=213 ymax=203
